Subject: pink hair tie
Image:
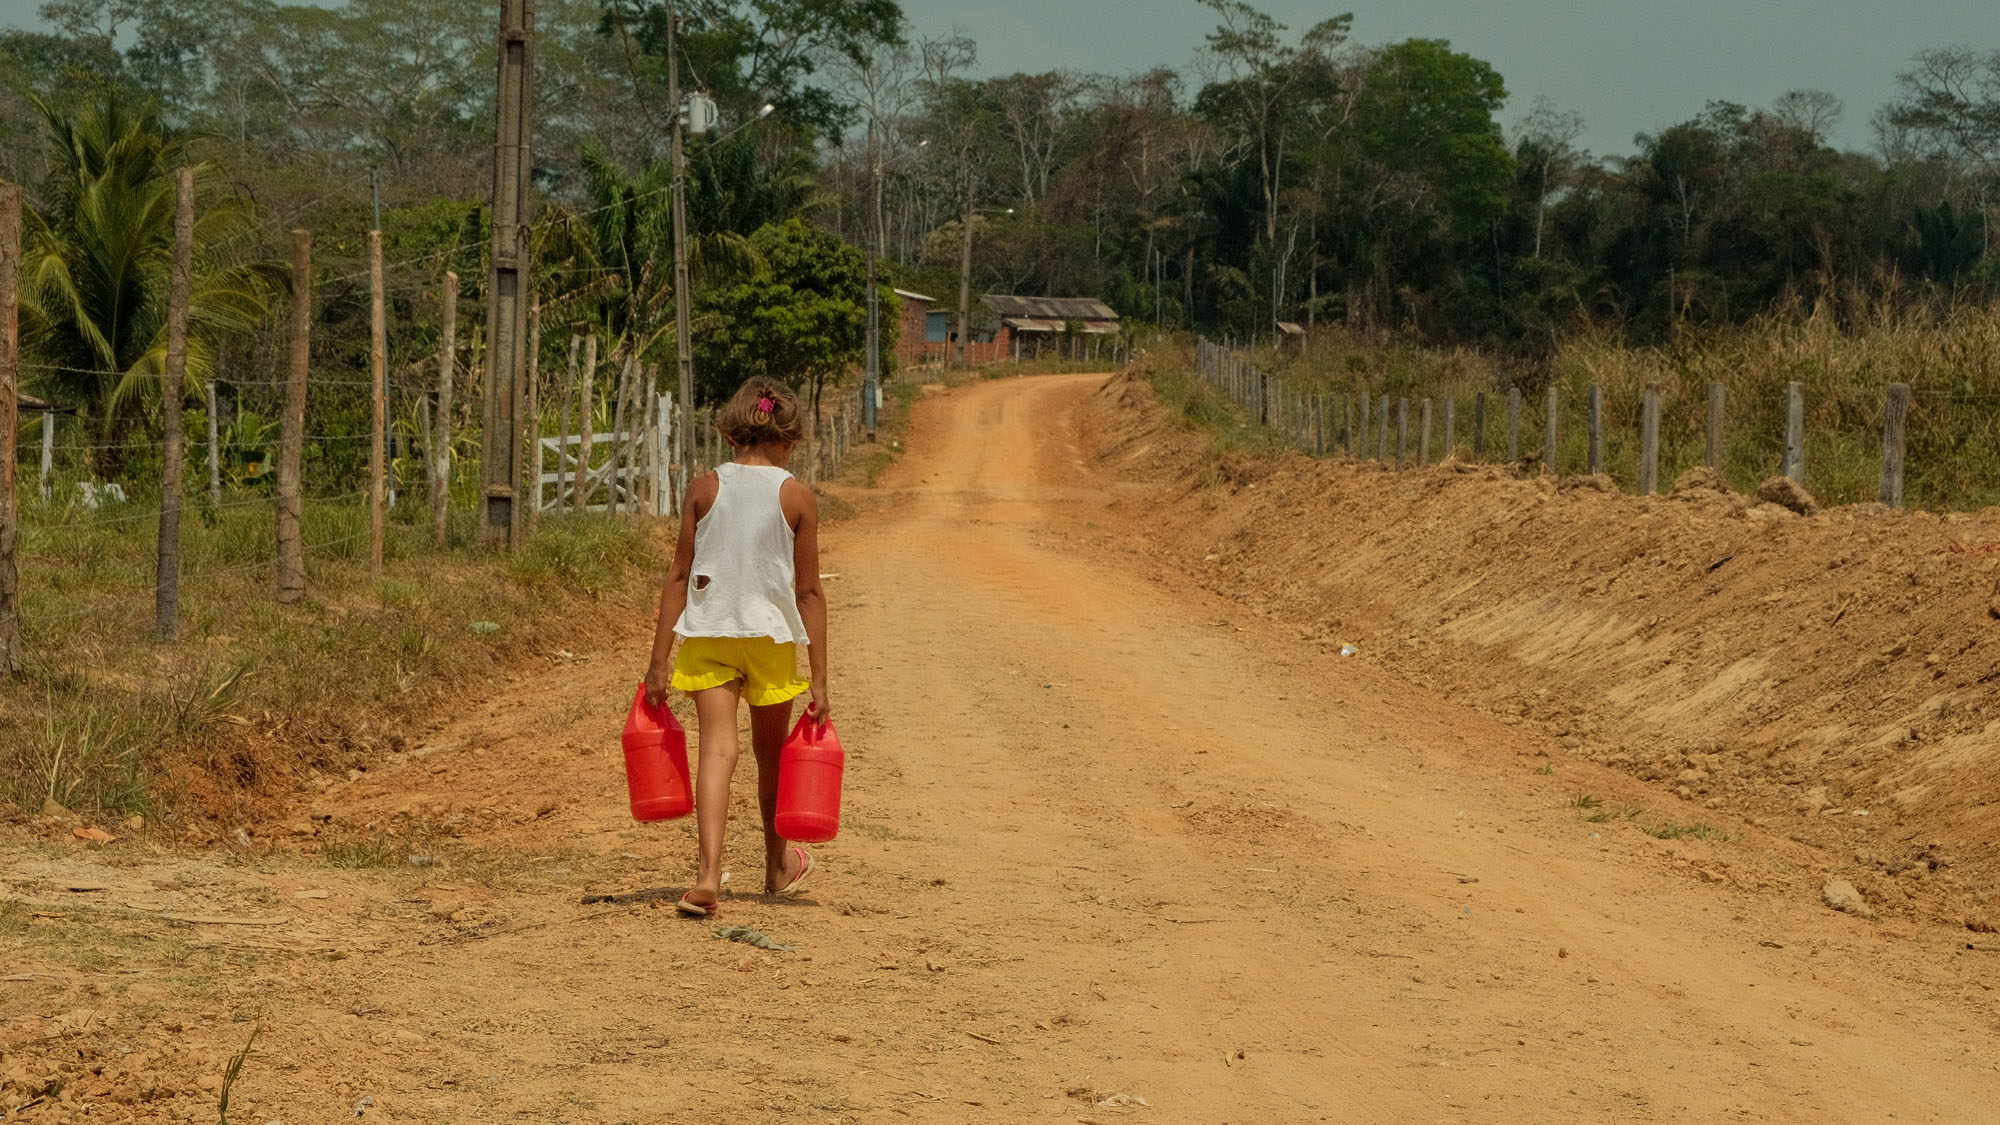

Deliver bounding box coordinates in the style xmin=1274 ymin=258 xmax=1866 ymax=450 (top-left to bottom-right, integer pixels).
xmin=757 ymin=396 xmax=777 ymax=414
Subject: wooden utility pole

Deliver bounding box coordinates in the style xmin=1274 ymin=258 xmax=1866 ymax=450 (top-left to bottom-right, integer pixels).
xmin=368 ymin=230 xmax=386 ymax=579
xmin=434 ymin=271 xmax=457 ymax=548
xmin=157 ymin=168 xmax=193 ymax=642
xmin=276 ymin=230 xmax=310 ymax=604
xmin=484 ymin=0 xmax=536 ymax=548
xmin=668 ymin=0 xmax=697 ymax=499
xmin=0 ymin=183 xmax=22 ymax=674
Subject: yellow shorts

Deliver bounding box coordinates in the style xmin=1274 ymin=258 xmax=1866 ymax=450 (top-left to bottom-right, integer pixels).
xmin=671 ymin=636 xmax=810 ymax=706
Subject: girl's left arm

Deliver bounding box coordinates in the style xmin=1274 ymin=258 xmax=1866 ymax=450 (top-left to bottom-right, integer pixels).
xmin=786 ymin=480 xmax=830 ymax=723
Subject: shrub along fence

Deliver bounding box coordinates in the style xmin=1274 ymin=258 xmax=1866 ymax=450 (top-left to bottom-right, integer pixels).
xmin=1196 ymin=337 xmax=1940 ymax=510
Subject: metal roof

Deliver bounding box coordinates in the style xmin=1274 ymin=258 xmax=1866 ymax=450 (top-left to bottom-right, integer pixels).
xmin=983 ymin=295 xmax=1120 ymax=322
xmin=1002 ymin=317 xmax=1063 ymax=332
xmin=893 ymin=288 xmax=936 ymax=304
xmin=17 ymin=394 xmax=75 ymax=414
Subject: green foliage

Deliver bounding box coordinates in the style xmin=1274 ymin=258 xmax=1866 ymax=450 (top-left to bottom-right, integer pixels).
xmin=17 ymin=90 xmax=277 ymax=459
xmin=694 ymin=218 xmax=869 ymax=407
xmin=1355 ymin=40 xmax=1512 ymax=237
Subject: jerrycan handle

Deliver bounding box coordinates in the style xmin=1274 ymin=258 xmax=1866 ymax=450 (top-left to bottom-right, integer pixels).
xmin=627 ymin=682 xmax=685 ymax=734
xmin=786 ymin=704 xmax=832 ymax=749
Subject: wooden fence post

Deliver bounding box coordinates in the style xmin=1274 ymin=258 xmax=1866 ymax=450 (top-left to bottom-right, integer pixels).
xmin=1356 ymin=392 xmax=1368 ymax=458
xmin=1377 ymin=393 xmax=1390 ymax=461
xmin=0 ymin=182 xmax=22 ymax=673
xmin=1784 ymin=381 xmax=1804 ymax=483
xmin=1506 ymin=387 xmax=1521 ymax=462
xmin=1419 ymin=397 xmax=1432 ymax=467
xmin=1640 ymin=382 xmax=1661 ymax=494
xmin=576 ymin=335 xmax=596 ymax=509
xmin=555 ymin=335 xmax=577 ymax=515
xmin=1705 ymin=381 xmax=1725 ymax=472
xmin=205 ymin=381 xmax=222 ymax=506
xmin=610 ymin=353 xmax=634 ymax=516
xmin=1543 ymin=384 xmax=1558 ymax=475
xmin=1473 ymin=392 xmax=1487 ymax=459
xmin=367 ymin=228 xmax=386 ymax=580
xmin=1396 ymin=396 xmax=1408 ymax=469
xmin=39 ymin=411 xmax=53 ymax=501
xmin=1587 ymin=383 xmax=1604 ymax=476
xmin=276 ymin=229 xmax=309 ymax=605
xmin=434 ymin=271 xmax=457 ymax=546
xmin=524 ymin=302 xmax=541 ymax=531
xmin=157 ymin=167 xmax=194 ymax=641
xmin=1879 ymin=382 xmax=1910 ymax=508
xmin=642 ymin=363 xmax=660 ymax=514
xmin=1443 ymin=398 xmax=1456 ymax=460
xmin=661 ymin=390 xmax=674 ymax=511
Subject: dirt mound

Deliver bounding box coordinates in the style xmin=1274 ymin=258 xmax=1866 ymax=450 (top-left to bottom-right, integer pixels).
xmin=1087 ymin=372 xmax=2000 ymax=928
xmin=1757 ymin=475 xmax=1820 ymax=515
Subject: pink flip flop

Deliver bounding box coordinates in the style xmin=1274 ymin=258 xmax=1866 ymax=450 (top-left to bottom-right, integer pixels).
xmin=775 ymin=846 xmax=814 ymax=896
xmin=676 ymin=890 xmax=720 ymax=917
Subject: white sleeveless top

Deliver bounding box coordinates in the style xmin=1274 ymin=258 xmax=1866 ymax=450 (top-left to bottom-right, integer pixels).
xmin=674 ymin=463 xmax=810 ymax=645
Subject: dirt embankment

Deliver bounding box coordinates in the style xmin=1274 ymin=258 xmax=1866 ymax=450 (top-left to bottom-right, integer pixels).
xmin=1089 ymin=370 xmax=2000 ymax=931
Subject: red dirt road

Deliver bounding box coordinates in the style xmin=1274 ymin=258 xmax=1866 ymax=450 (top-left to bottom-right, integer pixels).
xmin=4 ymin=372 xmax=1997 ymax=1123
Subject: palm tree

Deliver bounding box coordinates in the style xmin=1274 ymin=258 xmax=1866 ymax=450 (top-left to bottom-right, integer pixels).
xmin=18 ymin=92 xmax=275 ymax=471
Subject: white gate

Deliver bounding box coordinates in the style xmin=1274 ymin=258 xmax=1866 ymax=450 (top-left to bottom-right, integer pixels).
xmin=538 ymin=394 xmax=676 ymax=515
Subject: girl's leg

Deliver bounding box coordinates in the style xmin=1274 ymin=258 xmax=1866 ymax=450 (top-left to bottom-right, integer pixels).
xmin=748 ymin=698 xmax=802 ymax=892
xmin=688 ymin=682 xmax=744 ymax=907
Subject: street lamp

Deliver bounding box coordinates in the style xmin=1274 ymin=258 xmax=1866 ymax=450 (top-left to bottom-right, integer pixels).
xmin=955 ymin=205 xmax=1013 ymax=367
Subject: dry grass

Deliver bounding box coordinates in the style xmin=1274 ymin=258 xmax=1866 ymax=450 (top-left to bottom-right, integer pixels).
xmin=1222 ymin=299 xmax=2000 ymax=510
xmin=1 ymin=495 xmax=655 ymax=822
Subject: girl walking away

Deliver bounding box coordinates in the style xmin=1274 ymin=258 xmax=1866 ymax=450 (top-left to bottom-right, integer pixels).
xmin=643 ymin=377 xmax=830 ymax=917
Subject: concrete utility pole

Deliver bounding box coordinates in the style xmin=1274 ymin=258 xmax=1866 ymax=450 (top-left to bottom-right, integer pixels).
xmin=483 ymin=0 xmax=535 ymax=548
xmin=864 ymin=118 xmax=880 ymax=438
xmin=955 ymin=189 xmax=974 ymax=366
xmin=668 ymin=0 xmax=697 ymax=497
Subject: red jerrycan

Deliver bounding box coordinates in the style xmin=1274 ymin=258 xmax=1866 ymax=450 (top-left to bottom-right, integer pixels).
xmin=774 ymin=708 xmax=844 ymax=843
xmin=622 ymin=684 xmax=692 ymax=822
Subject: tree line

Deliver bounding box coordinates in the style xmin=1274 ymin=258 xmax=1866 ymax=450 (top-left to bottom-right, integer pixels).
xmin=1 ymin=0 xmax=1995 ymax=474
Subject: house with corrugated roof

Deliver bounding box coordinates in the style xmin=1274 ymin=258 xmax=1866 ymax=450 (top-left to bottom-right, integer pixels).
xmin=892 ymin=292 xmax=1123 ymax=369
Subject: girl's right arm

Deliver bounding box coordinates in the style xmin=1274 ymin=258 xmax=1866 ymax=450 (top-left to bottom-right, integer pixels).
xmin=644 ymin=474 xmax=716 ymax=707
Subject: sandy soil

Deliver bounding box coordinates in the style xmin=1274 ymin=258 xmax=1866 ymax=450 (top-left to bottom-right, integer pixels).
xmin=4 ymin=372 xmax=1998 ymax=1123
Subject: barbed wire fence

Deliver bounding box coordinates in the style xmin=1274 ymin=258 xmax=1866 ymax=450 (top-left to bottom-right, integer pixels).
xmin=0 ymin=172 xmax=883 ymax=674
xmin=1195 ymin=337 xmax=1937 ymax=509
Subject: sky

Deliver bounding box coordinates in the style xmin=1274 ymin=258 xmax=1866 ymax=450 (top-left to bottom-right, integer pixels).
xmin=0 ymin=0 xmax=1988 ymax=159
